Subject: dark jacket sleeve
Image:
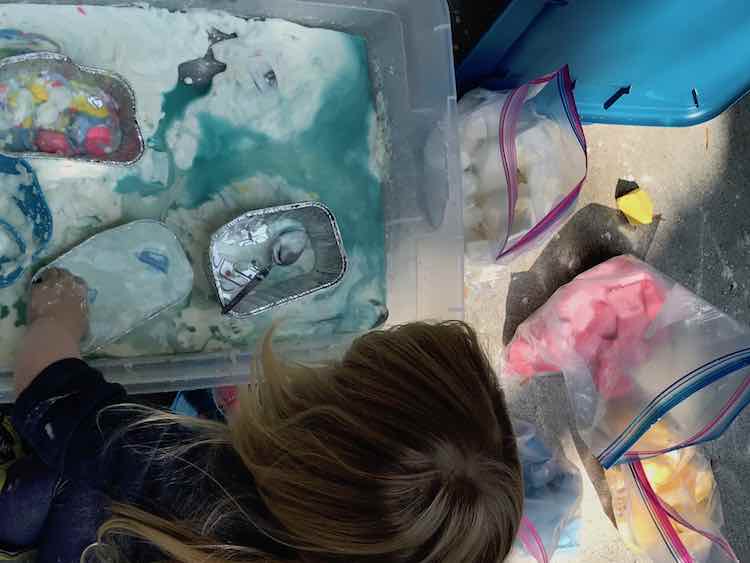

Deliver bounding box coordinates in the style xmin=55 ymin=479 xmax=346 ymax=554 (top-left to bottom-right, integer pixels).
xmin=10 ymin=358 xmax=128 ymax=484
xmin=9 ymin=359 xmax=295 ymax=561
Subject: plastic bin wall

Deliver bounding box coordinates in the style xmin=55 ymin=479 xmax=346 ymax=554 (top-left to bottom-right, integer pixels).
xmin=457 ymin=0 xmax=750 ymax=127
xmin=0 ymin=0 xmax=464 ymax=401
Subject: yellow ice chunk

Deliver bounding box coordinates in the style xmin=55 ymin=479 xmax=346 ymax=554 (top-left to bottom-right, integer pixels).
xmin=641 ymin=420 xmax=674 ymax=450
xmin=617 ymin=188 xmax=654 ymax=226
xmin=71 ymin=94 xmax=109 ymax=118
xmin=630 ymin=496 xmax=660 ymax=548
xmin=607 ymin=445 xmax=722 ymax=562
xmin=643 ymin=458 xmax=672 ymax=489
xmin=694 ymin=469 xmax=714 ymax=504
xmin=29 ymin=82 xmax=48 ymax=103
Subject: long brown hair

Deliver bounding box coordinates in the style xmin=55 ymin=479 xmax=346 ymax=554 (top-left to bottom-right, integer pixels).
xmin=93 ymin=321 xmax=523 ymax=562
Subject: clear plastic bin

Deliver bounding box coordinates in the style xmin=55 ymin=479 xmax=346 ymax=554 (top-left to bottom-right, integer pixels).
xmin=0 ymin=0 xmax=463 ymax=401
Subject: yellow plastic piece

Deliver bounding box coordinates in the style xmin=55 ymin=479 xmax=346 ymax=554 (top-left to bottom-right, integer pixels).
xmin=21 ymin=116 xmax=32 ymax=129
xmin=71 ymin=94 xmax=109 ymax=118
xmin=29 ymin=82 xmax=48 ymax=103
xmin=617 ymin=188 xmax=654 ymax=225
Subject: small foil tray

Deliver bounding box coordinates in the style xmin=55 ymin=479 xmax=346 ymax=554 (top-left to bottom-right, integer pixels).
xmin=0 ymin=52 xmax=144 ymax=165
xmin=33 ymin=220 xmax=193 ymax=352
xmin=209 ymin=201 xmax=348 ymax=318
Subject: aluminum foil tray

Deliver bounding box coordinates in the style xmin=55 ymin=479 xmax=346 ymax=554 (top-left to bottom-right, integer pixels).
xmin=209 ymin=201 xmax=347 ymax=318
xmin=0 ymin=52 xmax=144 ymax=165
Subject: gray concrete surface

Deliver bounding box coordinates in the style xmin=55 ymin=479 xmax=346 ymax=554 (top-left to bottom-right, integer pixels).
xmin=465 ymin=95 xmax=750 ymax=561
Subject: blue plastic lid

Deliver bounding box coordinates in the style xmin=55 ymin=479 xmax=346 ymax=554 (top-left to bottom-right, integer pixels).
xmin=458 ymin=0 xmax=750 ymax=126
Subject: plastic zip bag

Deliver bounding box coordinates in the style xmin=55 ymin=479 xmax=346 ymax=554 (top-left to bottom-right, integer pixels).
xmin=460 ymin=66 xmax=587 ymax=264
xmin=503 ymin=255 xmax=750 ymax=469
xmin=606 ymin=447 xmax=737 ymax=562
xmin=509 ymin=419 xmax=582 ymax=563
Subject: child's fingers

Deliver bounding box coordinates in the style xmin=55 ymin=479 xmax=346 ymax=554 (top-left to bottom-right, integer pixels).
xmin=72 ymin=276 xmax=89 ymax=302
xmin=36 ymin=268 xmax=79 ymax=289
xmin=51 ymin=268 xmax=73 ymax=284
xmin=59 ymin=270 xmax=87 ymax=292
xmin=33 ymin=267 xmax=65 ymax=291
xmin=30 ymin=268 xmax=86 ymax=303
xmin=39 ymin=267 xmax=61 ymax=285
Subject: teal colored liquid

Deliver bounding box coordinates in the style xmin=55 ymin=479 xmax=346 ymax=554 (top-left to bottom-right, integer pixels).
xmin=116 ymin=80 xmax=213 ymax=198
xmin=111 ymin=36 xmax=386 ymax=353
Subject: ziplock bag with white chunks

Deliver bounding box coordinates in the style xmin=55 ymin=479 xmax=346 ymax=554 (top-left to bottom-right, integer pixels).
xmin=507 ymin=419 xmax=582 ymax=563
xmin=460 ymin=66 xmax=587 ymax=264
xmin=503 ymin=255 xmax=750 ymax=468
xmin=606 ymin=447 xmax=737 ymax=562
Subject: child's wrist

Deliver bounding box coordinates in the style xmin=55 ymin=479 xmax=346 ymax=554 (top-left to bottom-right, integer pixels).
xmin=28 ymin=315 xmax=85 ymax=343
xmin=15 ymin=320 xmax=83 ymax=396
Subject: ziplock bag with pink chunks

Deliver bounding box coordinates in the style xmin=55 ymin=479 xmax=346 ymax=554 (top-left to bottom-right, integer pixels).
xmin=503 ymin=255 xmax=750 ymax=469
xmin=606 ymin=447 xmax=737 ymax=563
xmin=460 ymin=65 xmax=587 ymax=264
xmin=508 ymin=419 xmax=582 ymax=563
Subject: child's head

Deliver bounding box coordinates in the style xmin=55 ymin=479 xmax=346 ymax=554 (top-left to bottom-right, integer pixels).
xmin=99 ymin=321 xmax=523 ymax=562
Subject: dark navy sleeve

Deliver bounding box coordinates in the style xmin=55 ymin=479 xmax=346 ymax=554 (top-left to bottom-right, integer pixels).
xmin=8 ymin=359 xmax=295 ymax=561
xmin=10 ymin=358 xmax=127 ymax=483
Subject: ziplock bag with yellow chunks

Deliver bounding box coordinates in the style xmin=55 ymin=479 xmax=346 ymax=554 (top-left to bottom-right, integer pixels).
xmin=606 ymin=447 xmax=737 ymax=562
xmin=503 ymin=255 xmax=750 ymax=468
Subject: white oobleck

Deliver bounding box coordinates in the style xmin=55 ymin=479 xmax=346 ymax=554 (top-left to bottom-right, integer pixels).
xmin=0 ymin=4 xmax=386 ymax=365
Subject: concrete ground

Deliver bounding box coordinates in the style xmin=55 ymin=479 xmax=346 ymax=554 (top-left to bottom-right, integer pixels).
xmin=465 ymin=95 xmax=750 ymax=561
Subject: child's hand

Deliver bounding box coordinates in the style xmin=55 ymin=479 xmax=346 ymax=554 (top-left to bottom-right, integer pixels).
xmin=14 ymin=269 xmax=89 ymax=396
xmin=29 ymin=268 xmax=89 ymax=341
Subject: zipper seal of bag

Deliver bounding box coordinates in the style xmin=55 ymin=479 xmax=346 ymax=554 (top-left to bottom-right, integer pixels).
xmin=495 ymin=81 xmax=529 ymax=258
xmin=631 ymin=461 xmax=693 ymax=562
xmin=517 ymin=515 xmax=549 ymax=563
xmin=650 ymin=483 xmax=738 ymax=561
xmin=631 ymin=461 xmax=738 ymax=562
xmin=497 ymin=66 xmax=588 ymax=260
xmin=598 ymin=347 xmax=750 ymax=468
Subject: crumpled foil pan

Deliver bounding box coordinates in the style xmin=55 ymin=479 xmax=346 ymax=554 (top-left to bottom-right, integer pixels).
xmin=209 ymin=201 xmax=348 ymax=318
xmin=0 ymin=52 xmax=144 ymax=165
